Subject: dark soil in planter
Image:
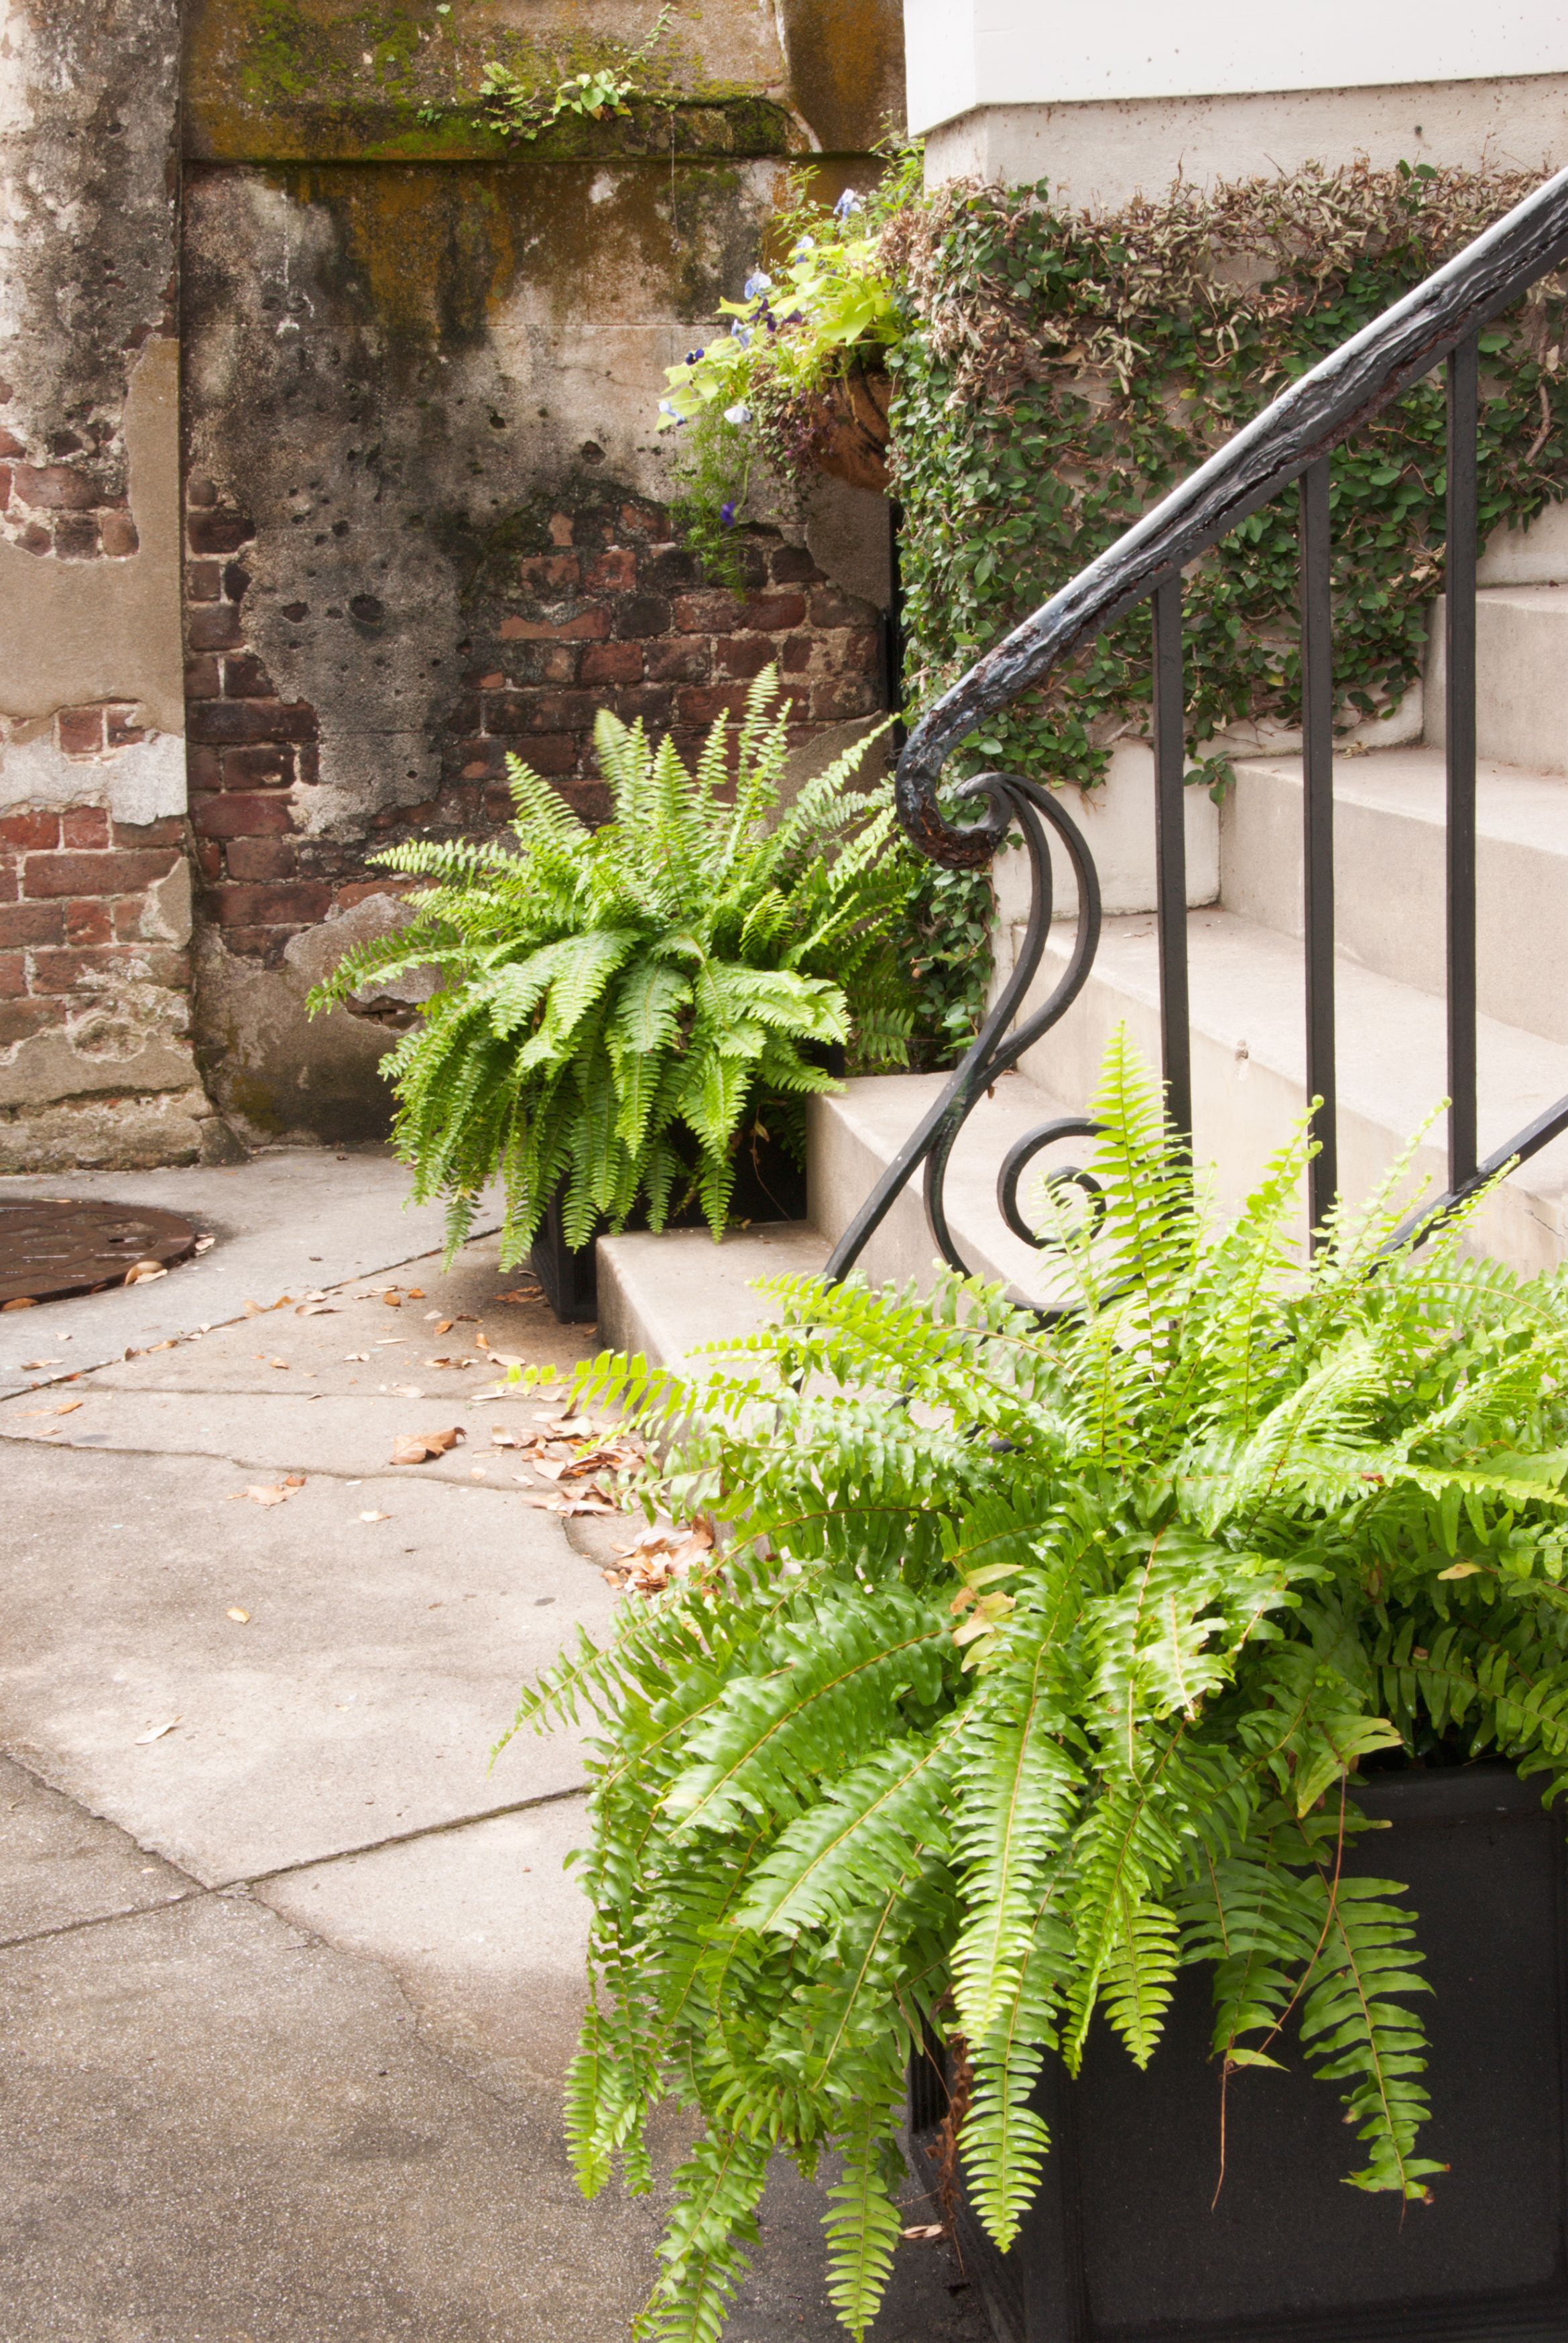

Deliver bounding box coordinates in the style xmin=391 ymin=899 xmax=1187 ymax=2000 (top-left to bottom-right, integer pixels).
xmin=529 ymin=1127 xmax=808 ymax=1324
xmin=912 ymin=1763 xmax=1568 ymax=2343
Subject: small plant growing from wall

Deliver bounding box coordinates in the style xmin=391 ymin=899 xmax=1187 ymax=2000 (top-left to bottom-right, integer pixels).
xmin=474 ymin=3 xmax=674 ymax=141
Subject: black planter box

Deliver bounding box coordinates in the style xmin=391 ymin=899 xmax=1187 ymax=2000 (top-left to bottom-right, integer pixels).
xmin=912 ymin=1765 xmax=1568 ymax=2343
xmin=529 ymin=1135 xmax=808 ymax=1324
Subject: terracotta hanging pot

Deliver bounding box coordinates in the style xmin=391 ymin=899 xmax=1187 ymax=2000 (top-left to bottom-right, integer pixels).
xmin=808 ymin=368 xmax=893 ymax=495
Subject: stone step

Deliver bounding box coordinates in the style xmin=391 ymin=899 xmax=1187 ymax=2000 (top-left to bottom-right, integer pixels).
xmin=595 ymin=1221 xmax=831 ymax=1376
xmin=1221 ymin=744 xmax=1568 ymax=1043
xmin=596 ymin=1074 xmax=1101 ymax=1367
xmin=1005 ymin=907 xmax=1568 ymax=1275
xmin=1429 ymin=585 xmax=1568 ymax=775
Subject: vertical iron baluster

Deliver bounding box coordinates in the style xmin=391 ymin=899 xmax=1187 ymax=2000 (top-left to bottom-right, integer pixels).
xmin=1446 ymin=338 xmax=1479 ymax=1192
xmin=1152 ymin=574 xmax=1192 ymax=1146
xmin=1301 ymin=458 xmax=1337 ymax=1241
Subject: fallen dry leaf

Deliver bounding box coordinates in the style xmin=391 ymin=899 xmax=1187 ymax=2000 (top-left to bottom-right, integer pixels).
xmin=474 ymin=1330 xmax=490 ymax=1351
xmin=390 ymin=1426 xmax=466 ymax=1464
xmin=901 ymin=2224 xmax=945 ymax=2242
xmin=269 ymin=1357 xmax=290 ymax=1370
xmin=424 ymin=1355 xmax=474 ymax=1370
xmin=227 ymin=1607 xmax=250 ymax=1623
xmin=227 ymin=1482 xmax=298 ymax=1507
xmin=388 ymin=1383 xmax=424 ymax=1399
xmin=52 ymin=1398 xmax=82 ymax=1416
xmin=134 ymin=1719 xmax=180 ymax=1745
xmin=517 ymin=1488 xmax=569 ymax=1512
xmin=123 ymin=1259 xmax=167 ymax=1285
xmin=489 ymin=1352 xmax=526 ymax=1369
xmin=432 ymin=1318 xmax=453 ymax=1334
xmin=20 ymin=1359 xmax=62 ymax=1371
xmin=193 ymin=1234 xmax=215 ymax=1254
xmin=242 ymin=1300 xmax=263 ymax=1317
xmin=296 ymin=1302 xmax=337 ymax=1317
xmin=383 ymin=1294 xmax=402 ymax=1308
xmin=561 ymin=1493 xmax=617 ymax=1516
xmin=493 ymin=1286 xmax=540 ymax=1304
xmin=406 ymin=1288 xmax=425 ymax=1300
xmin=532 ymin=1456 xmax=569 ymax=1481
xmin=358 ymin=1509 xmax=391 ymax=1523
xmin=342 ymin=1351 xmax=370 ymax=1363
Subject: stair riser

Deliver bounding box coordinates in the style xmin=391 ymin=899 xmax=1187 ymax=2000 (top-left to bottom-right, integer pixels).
xmin=1013 ymin=944 xmax=1566 ymax=1278
xmin=1220 ymin=764 xmax=1568 ymax=1043
xmin=1429 ymin=591 xmax=1568 ymax=775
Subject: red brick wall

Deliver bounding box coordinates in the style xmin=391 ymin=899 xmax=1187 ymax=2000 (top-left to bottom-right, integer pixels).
xmin=0 ymin=713 xmax=187 ymax=1045
xmin=186 ymin=485 xmax=887 ymax=967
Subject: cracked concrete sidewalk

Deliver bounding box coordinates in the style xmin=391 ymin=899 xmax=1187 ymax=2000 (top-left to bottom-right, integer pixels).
xmin=0 ymin=1149 xmax=986 ymax=2343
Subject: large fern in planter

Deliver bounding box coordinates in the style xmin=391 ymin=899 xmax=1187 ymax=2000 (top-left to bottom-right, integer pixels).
xmin=308 ymin=673 xmax=909 ymax=1260
xmin=504 ymin=1032 xmax=1568 ymax=2341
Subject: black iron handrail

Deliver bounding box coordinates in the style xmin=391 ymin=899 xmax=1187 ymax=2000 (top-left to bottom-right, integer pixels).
xmin=829 ymin=163 xmax=1568 ymax=1290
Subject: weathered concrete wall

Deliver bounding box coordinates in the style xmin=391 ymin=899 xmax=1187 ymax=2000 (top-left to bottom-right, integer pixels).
xmin=0 ymin=0 xmax=222 ymax=1170
xmin=180 ymin=0 xmax=905 ymax=1147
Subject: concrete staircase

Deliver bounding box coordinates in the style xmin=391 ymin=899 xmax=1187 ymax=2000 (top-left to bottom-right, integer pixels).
xmin=599 ymin=559 xmax=1568 ymax=1369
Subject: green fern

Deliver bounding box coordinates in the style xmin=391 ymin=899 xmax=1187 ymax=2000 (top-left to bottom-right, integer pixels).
xmin=308 ymin=672 xmax=912 ymax=1262
xmin=506 ymin=1028 xmax=1568 ymax=2332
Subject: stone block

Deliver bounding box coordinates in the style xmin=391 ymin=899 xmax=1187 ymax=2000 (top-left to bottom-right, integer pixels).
xmin=64 ymin=899 xmax=114 ymax=946
xmin=1 ymin=808 xmax=60 ymax=852
xmin=609 ymin=594 xmax=672 ymax=641
xmin=0 ymin=901 xmax=65 ymax=948
xmin=57 ymin=706 xmax=105 ymax=756
xmin=210 ymin=881 xmax=333 ymax=927
xmin=23 ymin=848 xmax=180 ymax=900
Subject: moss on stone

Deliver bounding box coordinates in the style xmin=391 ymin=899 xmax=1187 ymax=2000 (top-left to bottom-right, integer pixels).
xmin=186 ymin=0 xmax=804 ymax=164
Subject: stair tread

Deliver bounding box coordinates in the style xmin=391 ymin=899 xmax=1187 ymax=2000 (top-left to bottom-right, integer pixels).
xmin=1233 ymin=743 xmax=1568 ymax=854
xmin=1042 ymin=907 xmax=1568 ymax=1195
xmin=595 ymin=1222 xmax=830 ymax=1373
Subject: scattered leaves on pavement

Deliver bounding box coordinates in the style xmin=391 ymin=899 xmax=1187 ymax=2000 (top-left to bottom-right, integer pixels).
xmin=390 ymin=1426 xmax=465 ymax=1463
xmin=604 ymin=1519 xmax=715 ymax=1594
xmin=134 ymin=1719 xmax=180 ymax=1744
xmin=123 ymin=1259 xmax=166 ymax=1285
xmin=227 ymin=1475 xmax=306 ymax=1506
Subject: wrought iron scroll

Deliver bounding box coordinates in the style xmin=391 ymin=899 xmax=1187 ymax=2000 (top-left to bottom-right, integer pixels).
xmin=826 ymin=162 xmax=1568 ymax=1287
xmin=823 ymin=775 xmax=1101 ymax=1288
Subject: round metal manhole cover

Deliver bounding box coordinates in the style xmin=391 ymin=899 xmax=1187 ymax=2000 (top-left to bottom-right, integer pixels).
xmin=0 ymin=1200 xmax=201 ymax=1308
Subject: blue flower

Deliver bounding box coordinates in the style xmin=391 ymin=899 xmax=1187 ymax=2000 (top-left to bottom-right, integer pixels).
xmin=684 ymin=347 xmax=707 ymax=365
xmin=792 ymin=235 xmax=816 ymax=258
xmin=731 ymin=324 xmax=751 ymax=349
xmin=833 ymin=188 xmax=861 ymax=219
xmin=743 ymin=270 xmax=774 ymax=300
xmin=719 ymin=501 xmax=737 ymax=528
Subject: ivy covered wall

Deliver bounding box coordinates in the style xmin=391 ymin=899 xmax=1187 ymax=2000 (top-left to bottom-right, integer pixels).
xmin=887 ymin=164 xmax=1568 ymax=794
